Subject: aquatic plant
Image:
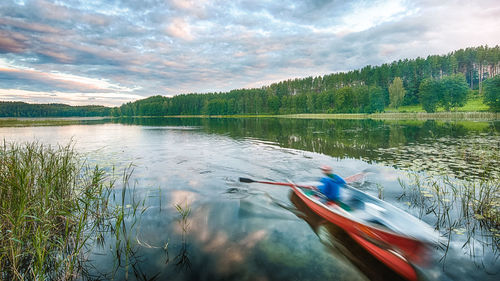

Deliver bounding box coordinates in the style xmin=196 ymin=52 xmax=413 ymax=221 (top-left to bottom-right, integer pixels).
xmin=398 ymin=172 xmax=500 ymax=261
xmin=0 ymin=141 xmax=112 ymax=280
xmin=377 ymin=134 xmax=500 ymax=181
xmin=175 ymin=200 xmax=191 ymax=233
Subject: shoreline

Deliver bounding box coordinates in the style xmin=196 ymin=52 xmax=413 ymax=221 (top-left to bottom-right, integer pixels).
xmin=0 ymin=112 xmax=498 ymax=126
xmin=118 ymin=112 xmax=499 ymax=121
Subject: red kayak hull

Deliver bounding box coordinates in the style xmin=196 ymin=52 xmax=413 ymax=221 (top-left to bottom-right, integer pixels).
xmin=291 ymin=185 xmax=421 ymax=281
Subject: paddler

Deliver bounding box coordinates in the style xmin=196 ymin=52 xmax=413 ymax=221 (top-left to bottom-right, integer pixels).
xmin=316 ymin=165 xmax=346 ymax=202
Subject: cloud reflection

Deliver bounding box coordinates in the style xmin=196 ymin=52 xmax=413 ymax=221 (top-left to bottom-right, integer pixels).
xmin=169 ymin=190 xmax=268 ymax=274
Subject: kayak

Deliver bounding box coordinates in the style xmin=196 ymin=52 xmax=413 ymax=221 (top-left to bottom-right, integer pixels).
xmin=289 ymin=192 xmax=409 ymax=281
xmin=289 ymin=183 xmax=438 ymax=281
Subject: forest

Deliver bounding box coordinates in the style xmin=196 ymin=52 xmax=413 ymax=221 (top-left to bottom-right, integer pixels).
xmin=1 ymin=45 xmax=499 ymax=117
xmin=0 ymin=102 xmax=111 ymax=117
xmin=114 ymin=45 xmax=500 ymax=116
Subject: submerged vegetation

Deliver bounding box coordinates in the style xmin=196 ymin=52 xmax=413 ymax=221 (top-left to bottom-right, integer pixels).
xmin=376 ymin=134 xmax=500 ymax=181
xmin=396 ymin=136 xmax=500 ymax=263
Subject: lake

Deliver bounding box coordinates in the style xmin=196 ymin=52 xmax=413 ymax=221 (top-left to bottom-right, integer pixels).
xmin=1 ymin=117 xmax=498 ymax=281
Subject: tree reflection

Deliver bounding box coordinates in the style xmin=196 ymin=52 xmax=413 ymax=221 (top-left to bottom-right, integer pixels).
xmin=113 ymin=117 xmax=499 ymax=180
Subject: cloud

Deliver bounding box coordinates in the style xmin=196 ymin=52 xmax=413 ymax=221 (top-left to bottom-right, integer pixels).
xmin=0 ymin=0 xmax=499 ymax=106
xmin=165 ymin=17 xmax=195 ymax=41
xmin=0 ymin=30 xmax=28 ymax=53
xmin=0 ymin=59 xmax=133 ymax=93
xmin=0 ymin=88 xmax=143 ymax=106
xmin=0 ymin=17 xmax=61 ymax=33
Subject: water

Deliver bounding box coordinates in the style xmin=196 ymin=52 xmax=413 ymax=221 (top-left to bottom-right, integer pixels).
xmin=0 ymin=117 xmax=498 ymax=281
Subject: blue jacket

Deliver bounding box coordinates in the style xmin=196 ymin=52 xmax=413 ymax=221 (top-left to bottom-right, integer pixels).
xmin=318 ymin=174 xmax=346 ymax=201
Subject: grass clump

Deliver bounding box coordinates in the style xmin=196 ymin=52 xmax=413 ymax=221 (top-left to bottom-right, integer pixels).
xmin=399 ymin=173 xmax=500 ymax=254
xmin=0 ymin=141 xmax=112 ymax=280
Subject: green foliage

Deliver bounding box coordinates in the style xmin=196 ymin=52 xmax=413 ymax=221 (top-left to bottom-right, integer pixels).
xmin=368 ymin=86 xmax=385 ymax=113
xmin=419 ymin=74 xmax=469 ymax=112
xmin=419 ymin=78 xmax=441 ymax=113
xmin=440 ymin=74 xmax=469 ymax=110
xmin=205 ymin=99 xmax=228 ymax=115
xmin=483 ymin=75 xmax=500 ymax=112
xmin=389 ymin=77 xmax=405 ymax=108
xmin=116 ymin=46 xmax=497 ymax=116
xmin=0 ymin=102 xmax=111 ymax=117
xmin=0 ymin=142 xmax=113 ymax=280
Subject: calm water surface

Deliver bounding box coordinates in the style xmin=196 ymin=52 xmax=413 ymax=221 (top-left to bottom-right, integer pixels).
xmin=1 ymin=118 xmax=498 ymax=281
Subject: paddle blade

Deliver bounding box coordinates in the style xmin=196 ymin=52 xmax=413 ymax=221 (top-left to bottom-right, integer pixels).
xmin=239 ymin=177 xmax=255 ymax=183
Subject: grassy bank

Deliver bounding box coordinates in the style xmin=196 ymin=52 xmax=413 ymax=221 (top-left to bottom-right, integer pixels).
xmin=0 ymin=142 xmax=113 ymax=280
xmin=107 ymin=112 xmax=499 ymax=120
xmin=385 ymin=94 xmax=490 ymax=113
xmin=279 ymin=112 xmax=499 ymax=120
xmin=1 ymin=111 xmax=498 ymax=127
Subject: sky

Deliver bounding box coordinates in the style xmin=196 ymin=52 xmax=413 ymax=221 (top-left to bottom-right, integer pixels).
xmin=0 ymin=0 xmax=499 ymax=106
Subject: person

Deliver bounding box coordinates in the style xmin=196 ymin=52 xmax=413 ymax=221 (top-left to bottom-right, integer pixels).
xmin=316 ymin=165 xmax=346 ymax=202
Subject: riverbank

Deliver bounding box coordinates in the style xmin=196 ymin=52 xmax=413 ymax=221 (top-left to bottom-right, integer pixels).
xmin=278 ymin=112 xmax=499 ymax=120
xmin=136 ymin=111 xmax=499 ymax=121
xmin=1 ymin=112 xmax=498 ymax=127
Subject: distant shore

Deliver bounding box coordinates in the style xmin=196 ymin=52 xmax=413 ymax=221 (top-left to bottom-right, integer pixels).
xmin=144 ymin=112 xmax=500 ymax=121
xmin=1 ymin=112 xmax=498 ymax=127
xmin=278 ymin=112 xmax=500 ymax=120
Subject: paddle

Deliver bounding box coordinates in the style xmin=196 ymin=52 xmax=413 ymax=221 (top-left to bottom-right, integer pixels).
xmin=239 ymin=171 xmax=367 ymax=188
xmin=238 ymin=177 xmax=309 ymax=188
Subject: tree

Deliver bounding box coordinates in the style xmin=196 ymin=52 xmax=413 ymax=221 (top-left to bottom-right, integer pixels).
xmin=268 ymin=94 xmax=280 ymax=114
xmin=206 ymin=99 xmax=227 ymax=115
xmin=419 ymin=78 xmax=441 ymax=113
xmin=368 ymin=86 xmax=385 ymax=113
xmin=334 ymin=87 xmax=353 ymax=112
xmin=440 ymin=74 xmax=468 ymax=110
xmin=483 ymin=75 xmax=500 ymax=112
xmin=388 ymin=77 xmax=406 ymax=108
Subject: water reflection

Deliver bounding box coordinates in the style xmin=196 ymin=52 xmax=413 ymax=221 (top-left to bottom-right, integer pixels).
xmin=113 ymin=117 xmax=500 ymax=180
xmin=1 ymin=118 xmax=498 ymax=280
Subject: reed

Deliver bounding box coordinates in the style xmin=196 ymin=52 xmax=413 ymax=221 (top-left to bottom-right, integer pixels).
xmin=399 ymin=172 xmax=500 ymax=252
xmin=0 ymin=141 xmax=113 ymax=280
xmin=175 ymin=200 xmax=191 ymax=233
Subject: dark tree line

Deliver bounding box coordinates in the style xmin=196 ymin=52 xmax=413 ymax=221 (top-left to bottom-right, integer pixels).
xmin=115 ymin=45 xmax=500 ymax=116
xmin=0 ymin=102 xmax=111 ymax=117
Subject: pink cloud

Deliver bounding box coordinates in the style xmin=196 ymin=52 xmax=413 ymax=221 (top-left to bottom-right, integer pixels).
xmin=37 ymin=49 xmax=74 ymax=63
xmin=166 ymin=18 xmax=194 ymax=41
xmin=0 ymin=31 xmax=27 ymax=53
xmin=0 ymin=66 xmax=128 ymax=93
xmin=0 ymin=18 xmax=61 ymax=33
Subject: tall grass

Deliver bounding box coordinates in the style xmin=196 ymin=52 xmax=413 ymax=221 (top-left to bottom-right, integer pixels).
xmin=0 ymin=141 xmax=112 ymax=280
xmin=398 ymin=173 xmax=500 ymax=256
